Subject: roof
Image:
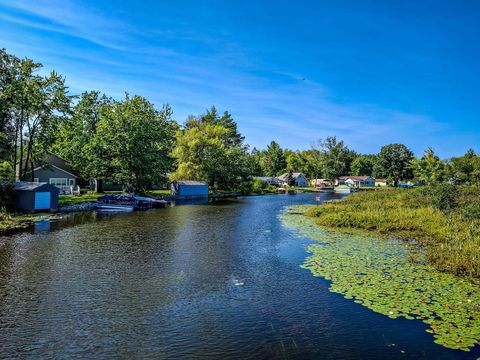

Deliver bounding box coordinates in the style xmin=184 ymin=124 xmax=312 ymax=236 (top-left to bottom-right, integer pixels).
xmin=254 ymin=176 xmax=280 ymax=181
xmin=175 ymin=180 xmax=208 ymax=186
xmin=13 ymin=181 xmax=58 ymax=191
xmin=278 ymin=172 xmax=306 ymax=180
xmin=345 ymin=176 xmax=375 ymax=181
xmin=16 ymin=153 xmax=78 ymax=178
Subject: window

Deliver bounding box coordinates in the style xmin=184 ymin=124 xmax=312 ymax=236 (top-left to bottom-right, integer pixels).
xmin=34 ymin=178 xmax=39 ymax=183
xmin=49 ymin=178 xmax=68 ymax=186
xmin=69 ymin=179 xmax=75 ymax=185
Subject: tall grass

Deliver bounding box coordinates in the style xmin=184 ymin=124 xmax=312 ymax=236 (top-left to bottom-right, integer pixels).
xmin=305 ymin=186 xmax=480 ymax=277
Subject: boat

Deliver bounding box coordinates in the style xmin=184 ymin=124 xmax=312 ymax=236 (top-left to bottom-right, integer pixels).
xmin=94 ymin=203 xmax=135 ymax=212
xmin=316 ymin=184 xmax=335 ymax=193
xmin=334 ymin=185 xmax=351 ymax=193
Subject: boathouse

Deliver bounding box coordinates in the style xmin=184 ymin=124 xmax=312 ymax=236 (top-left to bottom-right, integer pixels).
xmin=13 ymin=182 xmax=59 ymax=212
xmin=171 ymin=180 xmax=209 ymax=197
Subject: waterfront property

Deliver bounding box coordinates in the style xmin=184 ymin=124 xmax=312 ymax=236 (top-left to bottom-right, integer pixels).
xmin=171 ymin=180 xmax=209 ymax=197
xmin=12 ymin=182 xmax=59 ymax=212
xmin=16 ymin=154 xmax=79 ymax=194
xmin=253 ymin=176 xmax=283 ymax=186
xmin=375 ymin=178 xmax=388 ymax=187
xmin=344 ymin=176 xmax=375 ymax=187
xmin=310 ymin=178 xmax=334 ymax=187
xmin=278 ymin=172 xmax=309 ymax=187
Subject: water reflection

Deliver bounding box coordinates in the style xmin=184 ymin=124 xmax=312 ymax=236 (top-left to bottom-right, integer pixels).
xmin=0 ymin=194 xmax=477 ymax=359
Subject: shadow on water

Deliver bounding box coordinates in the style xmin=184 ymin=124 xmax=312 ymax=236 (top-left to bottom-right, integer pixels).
xmin=0 ymin=193 xmax=478 ymax=359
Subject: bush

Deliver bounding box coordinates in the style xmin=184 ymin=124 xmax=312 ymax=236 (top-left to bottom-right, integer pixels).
xmin=0 ymin=182 xmax=13 ymax=211
xmin=0 ymin=161 xmax=14 ymax=182
xmin=462 ymin=201 xmax=480 ymax=221
xmin=252 ymin=179 xmax=267 ymax=193
xmin=419 ymin=183 xmax=459 ymax=212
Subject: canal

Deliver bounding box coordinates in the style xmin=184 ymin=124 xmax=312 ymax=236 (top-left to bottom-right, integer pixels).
xmin=0 ymin=193 xmax=477 ymax=359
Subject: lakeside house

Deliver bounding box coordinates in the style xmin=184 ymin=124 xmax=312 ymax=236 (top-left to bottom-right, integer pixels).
xmin=336 ymin=176 xmax=350 ymax=185
xmin=16 ymin=154 xmax=79 ymax=194
xmin=254 ymin=176 xmax=283 ymax=186
xmin=375 ymin=178 xmax=388 ymax=187
xmin=171 ymin=180 xmax=209 ymax=197
xmin=344 ymin=176 xmax=375 ymax=187
xmin=310 ymin=178 xmax=334 ymax=187
xmin=12 ymin=182 xmax=59 ymax=212
xmin=278 ymin=172 xmax=308 ymax=187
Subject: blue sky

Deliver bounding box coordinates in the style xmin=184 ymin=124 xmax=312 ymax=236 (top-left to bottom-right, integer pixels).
xmin=1 ymin=0 xmax=479 ymax=157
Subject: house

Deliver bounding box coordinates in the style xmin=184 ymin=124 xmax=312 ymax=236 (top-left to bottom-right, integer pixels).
xmin=12 ymin=182 xmax=59 ymax=212
xmin=254 ymin=176 xmax=282 ymax=186
xmin=344 ymin=176 xmax=375 ymax=187
xmin=278 ymin=172 xmax=309 ymax=187
xmin=375 ymin=179 xmax=388 ymax=187
xmin=310 ymin=178 xmax=334 ymax=187
xmin=335 ymin=176 xmax=350 ymax=186
xmin=171 ymin=180 xmax=209 ymax=197
xmin=17 ymin=154 xmax=79 ymax=194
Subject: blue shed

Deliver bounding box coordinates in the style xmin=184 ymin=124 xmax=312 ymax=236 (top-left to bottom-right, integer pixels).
xmin=171 ymin=180 xmax=209 ymax=198
xmin=13 ymin=182 xmax=59 ymax=213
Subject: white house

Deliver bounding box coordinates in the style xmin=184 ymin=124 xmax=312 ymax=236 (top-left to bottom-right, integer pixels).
xmin=344 ymin=176 xmax=375 ymax=187
xmin=278 ymin=172 xmax=309 ymax=187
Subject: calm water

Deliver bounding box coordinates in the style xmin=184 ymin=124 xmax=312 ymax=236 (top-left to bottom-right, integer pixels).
xmin=0 ymin=194 xmax=478 ymax=359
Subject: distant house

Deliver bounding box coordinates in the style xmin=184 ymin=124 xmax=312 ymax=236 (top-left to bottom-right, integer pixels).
xmin=278 ymin=172 xmax=309 ymax=187
xmin=171 ymin=180 xmax=209 ymax=197
xmin=335 ymin=176 xmax=350 ymax=186
xmin=254 ymin=176 xmax=282 ymax=186
xmin=375 ymin=179 xmax=388 ymax=187
xmin=17 ymin=154 xmax=79 ymax=194
xmin=344 ymin=176 xmax=375 ymax=187
xmin=310 ymin=178 xmax=334 ymax=187
xmin=12 ymin=182 xmax=59 ymax=212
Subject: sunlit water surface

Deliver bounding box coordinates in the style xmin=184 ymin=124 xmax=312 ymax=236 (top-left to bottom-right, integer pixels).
xmin=0 ymin=194 xmax=478 ymax=359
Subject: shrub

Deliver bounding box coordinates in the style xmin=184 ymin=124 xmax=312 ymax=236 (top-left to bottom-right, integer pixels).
xmin=462 ymin=201 xmax=480 ymax=221
xmin=419 ymin=183 xmax=459 ymax=212
xmin=0 ymin=161 xmax=14 ymax=182
xmin=0 ymin=182 xmax=13 ymax=211
xmin=252 ymin=179 xmax=267 ymax=193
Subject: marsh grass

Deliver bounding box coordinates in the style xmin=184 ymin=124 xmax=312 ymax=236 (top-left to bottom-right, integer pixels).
xmin=305 ymin=186 xmax=480 ymax=277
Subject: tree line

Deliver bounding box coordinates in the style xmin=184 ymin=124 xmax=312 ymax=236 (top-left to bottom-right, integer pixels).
xmin=1 ymin=48 xmax=479 ymax=193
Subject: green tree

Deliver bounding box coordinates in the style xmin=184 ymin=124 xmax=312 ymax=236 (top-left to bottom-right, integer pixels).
xmin=286 ymin=151 xmax=306 ymax=173
xmin=0 ymin=50 xmax=71 ymax=180
xmin=0 ymin=49 xmax=19 ymax=163
xmin=53 ymin=91 xmax=112 ymax=183
xmin=351 ymin=155 xmax=375 ymax=176
xmin=410 ymin=148 xmax=445 ymax=184
xmin=262 ymin=141 xmax=286 ymax=176
xmin=376 ymin=143 xmax=414 ymax=186
xmin=445 ymin=149 xmax=480 ymax=184
xmin=0 ymin=161 xmax=14 ymax=182
xmin=89 ymin=95 xmax=177 ymax=193
xmin=172 ymin=117 xmax=253 ymax=192
xmin=317 ymin=136 xmax=353 ymax=179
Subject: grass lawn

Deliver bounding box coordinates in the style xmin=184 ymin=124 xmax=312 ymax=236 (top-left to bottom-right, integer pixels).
xmin=145 ymin=189 xmax=170 ymax=197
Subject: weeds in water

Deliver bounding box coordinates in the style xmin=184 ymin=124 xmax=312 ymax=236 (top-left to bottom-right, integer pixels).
xmin=281 ymin=207 xmax=480 ymax=351
xmin=305 ymin=186 xmax=480 ymax=277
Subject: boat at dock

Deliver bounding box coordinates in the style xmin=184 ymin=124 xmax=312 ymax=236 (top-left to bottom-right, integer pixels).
xmin=334 ymin=185 xmax=351 ymax=193
xmin=94 ymin=203 xmax=135 ymax=212
xmin=316 ymin=184 xmax=335 ymax=193
xmin=95 ymin=194 xmax=169 ymax=211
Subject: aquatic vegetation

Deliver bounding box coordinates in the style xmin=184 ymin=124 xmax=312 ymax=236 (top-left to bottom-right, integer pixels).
xmin=281 ymin=206 xmax=480 ymax=351
xmin=304 ymin=186 xmax=480 ymax=277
